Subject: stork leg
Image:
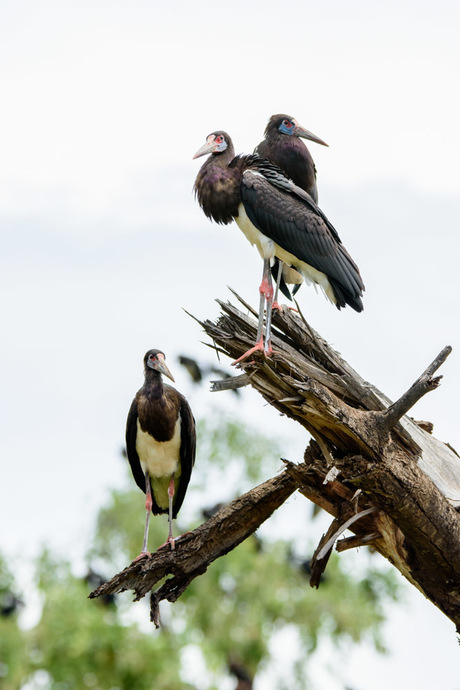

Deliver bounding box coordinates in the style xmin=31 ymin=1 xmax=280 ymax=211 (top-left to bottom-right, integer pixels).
xmin=141 ymin=472 xmax=153 ymax=553
xmin=157 ymin=474 xmax=177 ymax=551
xmin=132 ymin=472 xmax=152 ymax=561
xmin=255 ymin=262 xmax=268 ymax=344
xmin=263 ymin=264 xmax=274 ymax=355
xmin=232 ymin=258 xmax=273 ymax=365
xmin=167 ymin=474 xmax=176 ymax=550
xmin=272 ymin=259 xmax=283 ymax=312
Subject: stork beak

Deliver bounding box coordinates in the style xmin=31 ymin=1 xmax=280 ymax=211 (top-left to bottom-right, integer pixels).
xmin=150 ymin=354 xmax=175 ymax=382
xmin=193 ymin=138 xmax=216 ymax=159
xmin=294 ymin=124 xmax=329 ymax=147
xmin=157 ymin=359 xmax=175 ymax=382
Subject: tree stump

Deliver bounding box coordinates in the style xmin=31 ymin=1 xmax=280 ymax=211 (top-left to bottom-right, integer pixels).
xmin=91 ymin=293 xmax=460 ymax=631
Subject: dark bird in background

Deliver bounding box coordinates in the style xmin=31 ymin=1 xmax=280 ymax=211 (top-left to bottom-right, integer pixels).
xmin=178 ymin=355 xmax=203 ymax=384
xmin=84 ymin=568 xmax=116 ymax=607
xmin=255 ymin=113 xmax=328 ymax=302
xmin=193 ymin=132 xmax=364 ymax=362
xmin=228 ymin=660 xmax=253 ymax=690
xmin=126 ymin=349 xmax=196 ymax=554
xmin=0 ymin=591 xmax=23 ymax=618
xmin=178 ymin=354 xmax=241 ymax=395
xmin=201 ymin=502 xmax=226 ymax=520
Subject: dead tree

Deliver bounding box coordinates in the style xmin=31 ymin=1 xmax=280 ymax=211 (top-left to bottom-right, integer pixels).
xmin=90 ymin=293 xmax=460 ymax=632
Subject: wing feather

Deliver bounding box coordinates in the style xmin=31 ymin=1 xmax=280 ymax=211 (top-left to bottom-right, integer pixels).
xmin=172 ymin=397 xmax=196 ymax=519
xmin=240 ymin=166 xmax=364 ymax=308
xmin=125 ymin=398 xmax=148 ymax=494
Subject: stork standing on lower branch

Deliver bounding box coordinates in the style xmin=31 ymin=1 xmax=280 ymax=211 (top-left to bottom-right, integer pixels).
xmin=125 ymin=349 xmax=196 ymax=555
xmin=193 ymin=131 xmax=364 ymax=363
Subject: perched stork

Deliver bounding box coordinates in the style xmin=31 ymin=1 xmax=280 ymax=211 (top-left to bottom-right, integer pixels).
xmin=125 ymin=349 xmax=196 ymax=554
xmin=255 ymin=114 xmax=328 ymax=302
xmin=193 ymin=132 xmax=364 ymax=361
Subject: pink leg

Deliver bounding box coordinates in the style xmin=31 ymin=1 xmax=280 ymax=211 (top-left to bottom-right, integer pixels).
xmin=158 ymin=474 xmax=176 ymax=551
xmin=167 ymin=475 xmax=176 ymax=550
xmin=132 ymin=472 xmax=153 ymax=561
xmin=232 ymin=258 xmax=274 ymax=365
xmin=263 ymin=266 xmax=274 ymax=356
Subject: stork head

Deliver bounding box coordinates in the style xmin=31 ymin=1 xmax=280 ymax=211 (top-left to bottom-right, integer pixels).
xmin=193 ymin=131 xmax=233 ymax=159
xmin=144 ymin=349 xmax=175 ymax=382
xmin=266 ymin=114 xmax=328 ymax=147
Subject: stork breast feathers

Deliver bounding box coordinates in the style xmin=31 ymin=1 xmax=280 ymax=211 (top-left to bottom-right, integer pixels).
xmin=136 ymin=417 xmax=182 ymax=479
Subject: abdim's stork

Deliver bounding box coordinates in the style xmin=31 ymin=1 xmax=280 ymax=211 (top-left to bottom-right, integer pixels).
xmin=255 ymin=114 xmax=328 ymax=301
xmin=125 ymin=349 xmax=196 ymax=554
xmin=193 ymin=132 xmax=364 ymax=361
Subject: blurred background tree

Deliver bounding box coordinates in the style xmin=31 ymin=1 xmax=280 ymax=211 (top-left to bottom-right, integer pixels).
xmin=0 ymin=413 xmax=398 ymax=689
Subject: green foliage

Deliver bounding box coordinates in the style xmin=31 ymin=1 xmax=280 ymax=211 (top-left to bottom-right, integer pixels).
xmin=195 ymin=414 xmax=281 ymax=488
xmin=30 ymin=551 xmax=191 ymax=690
xmin=0 ymin=556 xmax=27 ymax=690
xmin=0 ymin=414 xmax=400 ymax=689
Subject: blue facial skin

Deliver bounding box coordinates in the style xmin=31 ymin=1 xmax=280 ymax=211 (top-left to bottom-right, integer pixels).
xmin=278 ymin=119 xmax=295 ymax=135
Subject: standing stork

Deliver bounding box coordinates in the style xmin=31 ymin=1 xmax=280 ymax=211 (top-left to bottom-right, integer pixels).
xmin=255 ymin=114 xmax=329 ymax=302
xmin=193 ymin=132 xmax=364 ymax=362
xmin=125 ymin=349 xmax=196 ymax=555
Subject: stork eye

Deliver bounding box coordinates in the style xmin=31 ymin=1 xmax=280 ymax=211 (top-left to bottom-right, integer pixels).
xmin=283 ymin=119 xmax=293 ymax=129
xmin=216 ymin=135 xmax=224 ymax=143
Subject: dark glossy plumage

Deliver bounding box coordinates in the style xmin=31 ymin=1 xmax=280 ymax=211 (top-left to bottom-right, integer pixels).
xmin=126 ymin=349 xmax=195 ymax=552
xmin=255 ymin=113 xmax=327 ymax=203
xmin=193 ymin=134 xmax=240 ymax=224
xmin=241 ymin=160 xmax=363 ymax=311
xmin=255 ymin=114 xmax=329 ymax=299
xmin=193 ymin=131 xmax=364 ymax=313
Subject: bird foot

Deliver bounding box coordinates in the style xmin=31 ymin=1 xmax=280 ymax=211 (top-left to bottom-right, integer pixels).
xmin=232 ymin=340 xmax=276 ymax=365
xmin=272 ymin=302 xmax=298 ymax=314
xmin=174 ymin=530 xmax=192 ymax=544
xmin=131 ymin=551 xmax=151 ymax=563
xmin=158 ymin=536 xmax=176 ymax=551
xmin=232 ymin=342 xmax=266 ymax=366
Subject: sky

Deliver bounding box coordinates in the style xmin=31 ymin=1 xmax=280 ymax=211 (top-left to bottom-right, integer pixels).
xmin=1 ymin=1 xmax=460 ymax=688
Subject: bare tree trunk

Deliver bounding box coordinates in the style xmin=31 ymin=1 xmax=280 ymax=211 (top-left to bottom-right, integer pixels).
xmin=91 ymin=294 xmax=460 ymax=632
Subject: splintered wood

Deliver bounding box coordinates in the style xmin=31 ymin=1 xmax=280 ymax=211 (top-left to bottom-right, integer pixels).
xmin=91 ymin=293 xmax=460 ymax=631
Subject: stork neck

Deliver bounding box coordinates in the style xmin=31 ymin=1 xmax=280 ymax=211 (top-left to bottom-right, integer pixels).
xmin=143 ymin=372 xmax=165 ymax=399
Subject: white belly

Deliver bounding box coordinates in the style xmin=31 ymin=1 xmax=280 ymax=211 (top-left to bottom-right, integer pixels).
xmin=236 ymin=204 xmax=275 ymax=260
xmin=136 ymin=418 xmax=181 ymax=479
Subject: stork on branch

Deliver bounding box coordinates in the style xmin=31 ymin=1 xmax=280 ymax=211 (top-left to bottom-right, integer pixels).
xmin=125 ymin=349 xmax=196 ymax=556
xmin=91 ymin=296 xmax=460 ymax=633
xmin=193 ymin=131 xmax=364 ymax=363
xmin=255 ymin=113 xmax=328 ymax=302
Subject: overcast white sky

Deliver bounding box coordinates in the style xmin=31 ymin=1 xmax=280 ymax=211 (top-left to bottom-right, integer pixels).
xmin=1 ymin=1 xmax=459 ymax=688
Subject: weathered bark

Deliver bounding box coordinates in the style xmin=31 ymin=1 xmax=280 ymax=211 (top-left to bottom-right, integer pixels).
xmin=91 ymin=294 xmax=460 ymax=631
xmin=90 ymin=470 xmax=298 ymax=627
